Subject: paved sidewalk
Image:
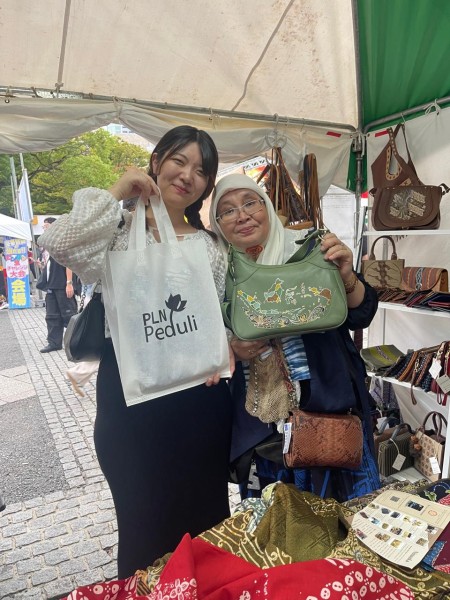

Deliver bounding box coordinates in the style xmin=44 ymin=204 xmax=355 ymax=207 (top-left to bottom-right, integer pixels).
xmin=0 ymin=305 xmax=241 ymax=600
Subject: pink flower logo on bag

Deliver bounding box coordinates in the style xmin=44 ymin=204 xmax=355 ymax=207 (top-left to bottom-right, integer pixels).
xmin=142 ymin=294 xmax=198 ymax=342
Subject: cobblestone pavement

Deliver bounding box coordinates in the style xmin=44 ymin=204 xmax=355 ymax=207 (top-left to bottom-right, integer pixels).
xmin=0 ymin=304 xmax=241 ymax=600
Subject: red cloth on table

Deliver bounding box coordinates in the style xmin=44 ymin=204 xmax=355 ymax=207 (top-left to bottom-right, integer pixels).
xmin=65 ymin=533 xmax=414 ymax=600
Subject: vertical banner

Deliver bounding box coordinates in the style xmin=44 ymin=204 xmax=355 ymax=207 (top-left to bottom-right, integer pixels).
xmin=3 ymin=236 xmax=31 ymax=309
xmin=17 ymin=169 xmax=33 ymax=223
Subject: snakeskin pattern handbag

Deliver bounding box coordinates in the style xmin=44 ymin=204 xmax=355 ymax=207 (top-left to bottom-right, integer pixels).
xmin=283 ymin=409 xmax=363 ymax=470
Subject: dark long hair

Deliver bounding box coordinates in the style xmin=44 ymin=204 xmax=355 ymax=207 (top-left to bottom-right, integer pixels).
xmin=148 ymin=126 xmax=218 ymax=236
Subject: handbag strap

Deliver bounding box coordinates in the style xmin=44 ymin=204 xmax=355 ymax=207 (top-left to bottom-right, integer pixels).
xmin=369 ymin=235 xmax=398 ymax=260
xmin=78 ymin=280 xmax=102 ymax=313
xmin=422 ymin=411 xmax=448 ymax=436
xmin=387 ymin=124 xmax=422 ymax=186
xmin=389 ymin=423 xmax=413 ymax=442
xmin=286 ymin=228 xmax=326 ymax=263
xmin=129 ymin=190 xmax=179 ymax=250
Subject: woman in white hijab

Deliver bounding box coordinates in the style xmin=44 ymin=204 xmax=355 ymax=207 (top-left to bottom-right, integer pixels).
xmin=210 ymin=173 xmax=381 ymax=503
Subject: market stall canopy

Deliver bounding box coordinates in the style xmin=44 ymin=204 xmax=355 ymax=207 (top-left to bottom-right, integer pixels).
xmin=0 ymin=213 xmax=32 ymax=242
xmin=0 ymin=0 xmax=449 ymax=193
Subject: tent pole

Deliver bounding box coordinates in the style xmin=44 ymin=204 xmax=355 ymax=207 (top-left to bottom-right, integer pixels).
xmin=351 ymin=0 xmax=363 ymax=132
xmin=363 ymin=94 xmax=450 ymax=133
xmin=0 ymin=86 xmax=357 ymax=134
xmin=9 ymin=157 xmax=19 ymax=219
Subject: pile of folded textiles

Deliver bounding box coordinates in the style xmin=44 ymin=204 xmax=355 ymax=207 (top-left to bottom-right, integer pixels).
xmin=376 ymin=288 xmax=450 ymax=312
xmin=64 ymin=481 xmax=450 ymax=600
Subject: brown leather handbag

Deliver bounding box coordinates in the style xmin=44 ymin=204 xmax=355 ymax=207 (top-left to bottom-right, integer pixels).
xmin=361 ymin=235 xmax=404 ymax=289
xmin=283 ymin=409 xmax=363 ymax=470
xmin=370 ymin=123 xmax=449 ymax=230
xmin=401 ymin=267 xmax=448 ymax=292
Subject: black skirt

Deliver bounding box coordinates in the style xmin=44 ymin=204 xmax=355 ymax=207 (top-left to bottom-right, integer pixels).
xmin=94 ymin=340 xmax=232 ymax=578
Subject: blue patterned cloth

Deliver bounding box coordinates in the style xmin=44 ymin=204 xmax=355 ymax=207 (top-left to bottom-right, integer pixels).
xmin=281 ymin=336 xmax=311 ymax=380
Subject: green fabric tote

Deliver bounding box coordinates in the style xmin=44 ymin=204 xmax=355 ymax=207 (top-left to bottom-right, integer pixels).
xmin=222 ymin=230 xmax=348 ymax=340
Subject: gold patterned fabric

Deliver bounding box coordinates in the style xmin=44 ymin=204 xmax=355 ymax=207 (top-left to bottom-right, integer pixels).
xmin=138 ymin=481 xmax=450 ymax=599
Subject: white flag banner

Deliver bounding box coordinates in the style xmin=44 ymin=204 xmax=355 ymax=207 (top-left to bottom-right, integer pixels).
xmin=18 ymin=169 xmax=33 ymax=223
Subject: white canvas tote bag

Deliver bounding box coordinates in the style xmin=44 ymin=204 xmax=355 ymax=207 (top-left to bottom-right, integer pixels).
xmin=102 ymin=193 xmax=231 ymax=406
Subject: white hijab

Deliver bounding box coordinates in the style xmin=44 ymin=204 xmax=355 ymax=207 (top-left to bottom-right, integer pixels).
xmin=209 ymin=173 xmax=304 ymax=266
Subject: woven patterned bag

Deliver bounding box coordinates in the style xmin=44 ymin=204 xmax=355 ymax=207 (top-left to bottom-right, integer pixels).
xmin=283 ymin=409 xmax=363 ymax=469
xmin=401 ymin=267 xmax=448 ymax=292
xmin=245 ymin=340 xmax=297 ymax=423
xmin=413 ymin=411 xmax=447 ymax=483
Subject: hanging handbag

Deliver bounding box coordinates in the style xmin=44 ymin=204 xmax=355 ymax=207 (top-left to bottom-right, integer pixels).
xmin=401 ymin=266 xmax=448 ymax=292
xmin=377 ymin=423 xmax=414 ymax=477
xmin=257 ymin=147 xmax=311 ymax=227
xmin=430 ymin=342 xmax=450 ymax=406
xmin=370 ymin=123 xmax=450 ymax=230
xmin=36 ymin=267 xmax=48 ymax=291
xmin=283 ymin=409 xmax=363 ymax=470
xmin=361 ymin=235 xmax=404 ymax=289
xmin=221 ymin=229 xmax=348 ymax=341
xmin=64 ymin=283 xmax=106 ymax=362
xmin=245 ymin=340 xmax=297 ymax=423
xmin=413 ymin=411 xmax=447 ymax=483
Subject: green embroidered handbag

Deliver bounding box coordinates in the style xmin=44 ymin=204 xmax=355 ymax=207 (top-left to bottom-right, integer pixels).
xmin=222 ymin=230 xmax=348 ymax=340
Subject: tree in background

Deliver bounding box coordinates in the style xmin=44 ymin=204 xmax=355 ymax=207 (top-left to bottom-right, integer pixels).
xmin=0 ymin=129 xmax=150 ymax=217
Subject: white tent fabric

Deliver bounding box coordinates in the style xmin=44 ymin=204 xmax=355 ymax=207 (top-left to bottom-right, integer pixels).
xmin=0 ymin=98 xmax=353 ymax=196
xmin=0 ymin=0 xmax=361 ymax=195
xmin=0 ymin=213 xmax=32 ymax=241
xmin=1 ymin=1 xmax=450 ymax=195
xmin=0 ymin=0 xmax=358 ymax=128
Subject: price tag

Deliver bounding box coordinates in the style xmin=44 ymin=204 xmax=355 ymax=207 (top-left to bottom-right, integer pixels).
xmin=436 ymin=374 xmax=450 ymax=394
xmin=377 ymin=417 xmax=388 ymax=430
xmin=247 ymin=462 xmax=261 ymax=490
xmin=429 ymin=358 xmax=442 ymax=380
xmin=392 ymin=454 xmax=406 ymax=471
xmin=283 ymin=422 xmax=292 ymax=454
xmin=429 ymin=456 xmax=442 ymax=475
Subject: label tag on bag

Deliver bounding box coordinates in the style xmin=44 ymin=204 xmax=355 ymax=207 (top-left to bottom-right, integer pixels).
xmin=283 ymin=422 xmax=292 ymax=454
xmin=430 ymin=456 xmax=441 ymax=475
xmin=392 ymin=454 xmax=406 ymax=471
xmin=429 ymin=358 xmax=442 ymax=380
xmin=247 ymin=461 xmax=261 ymax=490
xmin=436 ymin=374 xmax=450 ymax=394
xmin=377 ymin=417 xmax=388 ymax=430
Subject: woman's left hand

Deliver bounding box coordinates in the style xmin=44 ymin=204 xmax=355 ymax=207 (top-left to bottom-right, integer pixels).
xmin=205 ymin=343 xmax=236 ymax=386
xmin=320 ymin=232 xmax=354 ymax=280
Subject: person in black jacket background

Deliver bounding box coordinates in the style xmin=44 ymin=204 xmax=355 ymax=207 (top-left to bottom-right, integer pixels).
xmin=39 ymin=217 xmax=77 ymax=353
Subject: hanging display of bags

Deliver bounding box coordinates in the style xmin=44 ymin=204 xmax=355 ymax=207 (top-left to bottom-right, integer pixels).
xmin=370 ymin=123 xmax=449 ymax=230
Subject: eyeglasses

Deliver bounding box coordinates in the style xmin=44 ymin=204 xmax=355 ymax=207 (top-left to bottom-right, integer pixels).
xmin=216 ymin=198 xmax=265 ymax=224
